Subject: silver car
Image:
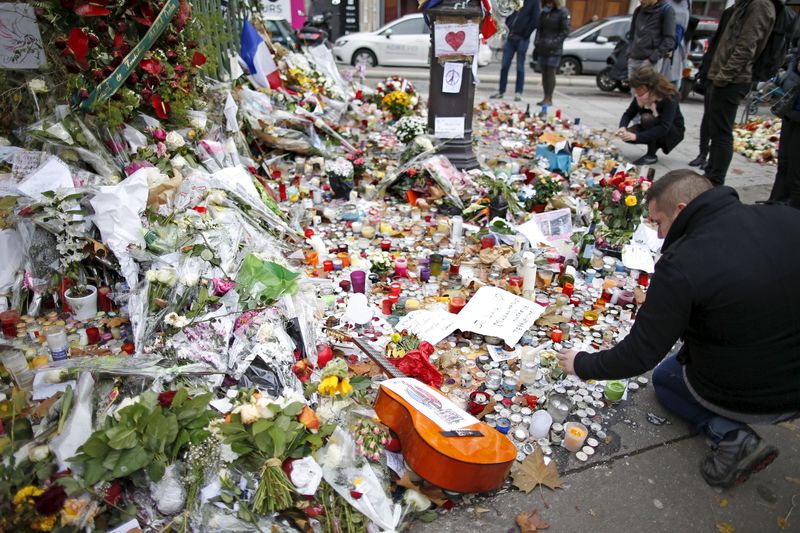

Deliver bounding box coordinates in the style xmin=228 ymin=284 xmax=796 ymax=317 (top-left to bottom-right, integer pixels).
xmin=550 ymin=15 xmax=632 ymax=76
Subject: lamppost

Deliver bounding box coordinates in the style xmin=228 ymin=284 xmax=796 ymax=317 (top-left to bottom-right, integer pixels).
xmin=425 ymin=0 xmax=483 ymax=170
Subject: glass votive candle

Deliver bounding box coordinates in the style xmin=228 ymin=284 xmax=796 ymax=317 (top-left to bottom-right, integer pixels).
xmin=322 ymin=259 xmax=334 ymax=272
xmin=382 ymin=299 xmax=393 ymax=315
xmin=339 ymin=280 xmax=351 ymax=292
xmin=429 ymin=254 xmax=443 ymax=277
xmin=332 ymin=259 xmax=343 ymax=271
xmin=501 ymin=376 xmax=518 ymax=398
xmin=538 ymin=269 xmax=554 ymax=288
xmin=486 ymin=369 xmax=503 ymax=389
xmin=535 ymin=294 xmax=550 ymax=307
xmin=550 ymin=328 xmax=564 ymax=343
xmin=380 ymin=239 xmax=392 ymax=251
xmin=563 ymin=422 xmax=589 ymax=452
xmin=336 ymin=252 xmax=350 ymax=268
xmin=468 ymin=390 xmax=490 ymax=416
xmin=519 ymin=362 xmax=538 ymax=385
xmin=449 ymin=296 xmax=466 ymax=314
xmin=562 ymin=282 xmax=574 ymax=296
xmin=350 ymin=270 xmax=366 ymax=293
xmin=389 ymin=282 xmax=402 ymax=296
xmin=361 ymin=225 xmax=376 ymax=238
xmin=394 ymin=257 xmax=408 ymax=278
xmin=305 ymin=251 xmax=319 ymax=266
xmin=420 ymin=267 xmax=431 ymax=282
xmin=582 ymin=310 xmax=599 ymax=327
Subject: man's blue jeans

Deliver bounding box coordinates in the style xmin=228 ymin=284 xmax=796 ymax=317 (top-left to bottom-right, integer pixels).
xmin=498 ymin=37 xmax=529 ymax=95
xmin=652 ymin=354 xmax=747 ymax=444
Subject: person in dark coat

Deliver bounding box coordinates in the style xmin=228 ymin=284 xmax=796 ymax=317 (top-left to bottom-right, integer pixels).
xmin=689 ymin=6 xmax=734 ymax=169
xmin=616 ymin=67 xmax=685 ymax=165
xmin=627 ymin=0 xmax=676 ymax=78
xmin=532 ymin=0 xmax=571 ymax=106
xmin=490 ymin=0 xmax=541 ymax=101
xmin=557 ymin=169 xmax=800 ymax=488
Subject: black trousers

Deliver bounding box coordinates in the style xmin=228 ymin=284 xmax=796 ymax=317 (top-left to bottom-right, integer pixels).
xmin=768 ymin=118 xmax=800 ymax=209
xmin=699 ymin=87 xmax=712 ymax=155
xmin=627 ymin=113 xmax=660 ymax=156
xmin=705 ymin=82 xmax=751 ymax=186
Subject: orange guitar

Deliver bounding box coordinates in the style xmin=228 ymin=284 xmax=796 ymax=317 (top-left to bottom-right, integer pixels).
xmin=327 ymin=328 xmax=517 ymax=493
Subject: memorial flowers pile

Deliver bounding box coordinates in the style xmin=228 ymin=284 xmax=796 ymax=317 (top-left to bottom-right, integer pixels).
xmin=593 ymin=172 xmax=652 ymax=248
xmin=734 ymin=117 xmax=780 ymax=164
xmin=394 ymin=115 xmax=427 ymax=144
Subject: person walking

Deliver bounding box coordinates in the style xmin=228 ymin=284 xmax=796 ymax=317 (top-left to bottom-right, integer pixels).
xmin=490 ymin=0 xmax=541 ymax=102
xmin=660 ymin=0 xmax=690 ymax=88
xmin=558 ymin=169 xmax=800 ymax=488
xmin=627 ymin=0 xmax=676 ymax=79
xmin=704 ymin=0 xmax=776 ymax=186
xmin=532 ymin=0 xmax=571 ymax=106
xmin=689 ymin=6 xmax=734 ymax=169
xmin=616 ymin=67 xmax=685 ymax=165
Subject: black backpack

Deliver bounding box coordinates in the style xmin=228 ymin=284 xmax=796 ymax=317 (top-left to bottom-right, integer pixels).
xmin=751 ymin=0 xmax=797 ymax=82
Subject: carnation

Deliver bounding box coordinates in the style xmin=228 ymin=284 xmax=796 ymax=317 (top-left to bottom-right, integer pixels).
xmin=393 ymin=116 xmax=427 ymax=144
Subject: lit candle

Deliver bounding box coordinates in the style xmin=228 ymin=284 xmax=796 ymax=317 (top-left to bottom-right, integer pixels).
xmin=563 ymin=422 xmax=588 ymax=452
xmin=405 ymin=298 xmax=420 ymax=311
xmin=361 ymin=225 xmax=376 ymax=238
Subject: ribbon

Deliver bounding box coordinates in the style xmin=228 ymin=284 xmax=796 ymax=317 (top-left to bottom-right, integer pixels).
xmin=80 ymin=0 xmax=180 ymax=111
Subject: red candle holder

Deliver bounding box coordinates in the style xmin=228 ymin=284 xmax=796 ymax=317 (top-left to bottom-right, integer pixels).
xmin=468 ymin=391 xmax=490 ymax=415
xmin=638 ymin=271 xmax=650 ymax=287
xmin=562 ymin=282 xmax=574 ymax=296
xmin=339 ymin=280 xmax=351 ymax=292
xmin=389 ymin=282 xmax=402 ymax=296
xmin=382 ymin=299 xmax=393 ymax=315
xmin=278 ymin=183 xmax=287 ymax=202
xmin=550 ymin=328 xmax=564 ymax=343
xmin=380 ymin=239 xmax=391 ymax=251
xmin=449 ymin=296 xmax=466 ymax=314
xmin=86 ymin=327 xmax=101 ymax=345
xmin=323 ymin=260 xmax=334 ymax=272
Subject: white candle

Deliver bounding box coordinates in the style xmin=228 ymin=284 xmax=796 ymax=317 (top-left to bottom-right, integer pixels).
xmin=563 ymin=422 xmax=588 ymax=452
xmin=521 ymin=252 xmax=537 ymax=300
xmin=451 ymin=215 xmax=463 ymax=244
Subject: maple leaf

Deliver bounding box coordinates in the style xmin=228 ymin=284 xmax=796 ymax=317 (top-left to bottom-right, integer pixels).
xmin=512 ymin=448 xmax=562 ymax=493
xmin=395 ymin=472 xmax=448 ymax=507
xmin=516 ymin=509 xmax=550 ymax=533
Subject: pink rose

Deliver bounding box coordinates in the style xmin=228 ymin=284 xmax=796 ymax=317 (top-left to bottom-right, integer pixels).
xmin=611 ymin=190 xmax=622 ymax=203
xmin=153 ymin=128 xmax=167 ymax=142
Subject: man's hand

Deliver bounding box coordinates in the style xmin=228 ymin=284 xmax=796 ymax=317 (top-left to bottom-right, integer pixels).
xmin=557 ymin=349 xmax=579 ymax=375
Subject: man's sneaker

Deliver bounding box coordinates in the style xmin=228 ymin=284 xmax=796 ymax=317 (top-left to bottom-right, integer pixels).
xmin=514 ymin=93 xmax=523 ymax=102
xmin=489 ymin=92 xmax=504 ymax=99
xmin=701 ymin=430 xmax=779 ymax=488
xmin=633 ymin=154 xmax=658 ymax=165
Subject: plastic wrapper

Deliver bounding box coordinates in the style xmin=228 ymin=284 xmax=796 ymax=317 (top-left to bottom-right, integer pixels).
xmin=50 ymin=372 xmax=94 ymax=471
xmin=316 ymin=427 xmax=402 ymax=532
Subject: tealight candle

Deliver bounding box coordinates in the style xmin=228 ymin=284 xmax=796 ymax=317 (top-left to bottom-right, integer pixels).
xmin=361 ymin=225 xmax=376 ymax=238
xmin=563 ymin=422 xmax=588 ymax=452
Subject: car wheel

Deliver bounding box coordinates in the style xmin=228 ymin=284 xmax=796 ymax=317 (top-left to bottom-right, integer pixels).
xmin=558 ymin=57 xmax=581 ymax=76
xmin=352 ymin=49 xmax=377 ymax=67
xmin=596 ymin=67 xmax=619 ymax=92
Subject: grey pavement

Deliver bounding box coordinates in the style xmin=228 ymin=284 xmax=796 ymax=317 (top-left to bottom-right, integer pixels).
xmin=352 ymin=66 xmax=799 ymax=533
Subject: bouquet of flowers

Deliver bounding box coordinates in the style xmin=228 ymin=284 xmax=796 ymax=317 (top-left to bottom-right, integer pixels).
xmin=592 ymin=173 xmax=652 ymax=248
xmin=393 ymin=116 xmax=427 ymax=144
xmin=326 ymin=157 xmax=355 ymax=199
xmin=374 ymin=76 xmax=417 ymax=102
xmin=385 ymin=330 xmax=421 ymax=359
xmin=352 ymin=417 xmax=390 ymax=463
xmin=525 ymin=174 xmax=565 ymax=210
xmin=219 ymin=389 xmax=331 ymax=514
xmin=367 ymin=251 xmax=393 ymax=277
xmin=381 ymin=90 xmax=414 ymax=120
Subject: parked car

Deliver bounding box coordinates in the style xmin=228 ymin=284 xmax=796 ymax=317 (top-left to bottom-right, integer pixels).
xmin=263 ymin=15 xmax=300 ymax=50
xmin=333 ymin=13 xmax=491 ymax=68
xmin=533 ymin=15 xmax=631 ymax=76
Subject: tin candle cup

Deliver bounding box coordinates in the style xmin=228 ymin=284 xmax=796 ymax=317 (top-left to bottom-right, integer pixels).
xmin=563 ymin=422 xmax=588 ymax=452
xmin=495 ymin=417 xmax=511 ymax=434
xmin=604 ymin=380 xmax=625 ymax=403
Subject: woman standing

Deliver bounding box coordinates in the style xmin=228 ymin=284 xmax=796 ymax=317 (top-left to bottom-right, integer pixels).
xmin=616 ymin=67 xmax=685 ymax=165
xmin=533 ymin=0 xmax=571 ymax=106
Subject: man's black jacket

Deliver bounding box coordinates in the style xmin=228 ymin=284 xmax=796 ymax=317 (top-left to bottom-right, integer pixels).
xmin=575 ymin=186 xmax=800 ymax=414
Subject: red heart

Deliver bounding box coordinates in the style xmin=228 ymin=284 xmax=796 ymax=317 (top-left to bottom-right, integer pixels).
xmin=445 ymin=30 xmax=466 ymax=51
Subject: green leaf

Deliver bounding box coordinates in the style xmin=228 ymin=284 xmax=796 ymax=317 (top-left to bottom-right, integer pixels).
xmin=83 ymin=460 xmax=106 ymax=486
xmin=253 ymin=429 xmax=274 ymax=456
xmin=251 ymin=418 xmax=272 ymax=435
xmin=148 ymin=456 xmax=166 ymax=482
xmin=112 ymin=447 xmax=149 ymax=479
xmin=106 ymin=426 xmax=137 ymax=450
xmin=269 ymin=426 xmax=286 ymax=457
xmin=103 ymin=450 xmax=121 ymax=470
xmin=305 ymin=433 xmax=323 ymax=447
xmin=171 ymin=388 xmax=189 ymax=408
xmin=275 ymin=415 xmax=290 ymax=431
xmin=79 ymin=436 xmax=109 ymax=458
xmin=171 ymin=429 xmax=190 ymax=458
xmin=282 ymin=402 xmax=304 ymax=417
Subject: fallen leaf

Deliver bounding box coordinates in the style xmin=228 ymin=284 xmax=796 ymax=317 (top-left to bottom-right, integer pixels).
xmin=512 ymin=448 xmax=562 ymax=493
xmin=777 ymin=516 xmax=790 ymax=530
xmin=785 ymin=477 xmax=800 ymax=485
xmin=31 ymin=393 xmax=62 ymax=417
xmin=719 ymin=498 xmax=729 ymax=508
xmin=716 ymin=521 xmax=735 ymax=533
xmin=588 ymin=508 xmax=596 ymax=516
xmin=475 ymin=507 xmax=491 ymax=514
xmin=516 ymin=509 xmax=549 ymax=532
xmin=395 ymin=473 xmax=448 ymax=507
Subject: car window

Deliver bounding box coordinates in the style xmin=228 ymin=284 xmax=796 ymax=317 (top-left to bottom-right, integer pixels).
xmin=596 ymin=21 xmax=629 ymax=41
xmin=388 ymin=18 xmax=427 ymax=35
xmin=569 ymin=20 xmax=604 ymax=38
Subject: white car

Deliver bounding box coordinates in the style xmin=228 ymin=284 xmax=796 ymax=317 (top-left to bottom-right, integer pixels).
xmin=333 ymin=13 xmax=491 ymax=68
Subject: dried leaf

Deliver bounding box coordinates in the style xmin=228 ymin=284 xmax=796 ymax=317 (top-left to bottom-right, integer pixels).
xmin=396 ymin=473 xmax=448 ymax=507
xmin=588 ymin=509 xmax=597 ymax=517
xmin=719 ymin=498 xmax=729 ymax=508
xmin=512 ymin=448 xmax=562 ymax=493
xmin=777 ymin=516 xmax=790 ymax=530
xmin=716 ymin=521 xmax=735 ymax=533
xmin=785 ymin=477 xmax=800 ymax=485
xmin=516 ymin=509 xmax=550 ymax=532
xmin=475 ymin=507 xmax=491 ymax=514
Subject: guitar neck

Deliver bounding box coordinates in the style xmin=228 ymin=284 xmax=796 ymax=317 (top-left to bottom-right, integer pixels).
xmin=326 ymin=328 xmax=405 ymax=379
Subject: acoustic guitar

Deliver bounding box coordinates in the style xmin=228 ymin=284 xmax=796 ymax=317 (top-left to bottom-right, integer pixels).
xmin=326 ymin=328 xmax=517 ymax=493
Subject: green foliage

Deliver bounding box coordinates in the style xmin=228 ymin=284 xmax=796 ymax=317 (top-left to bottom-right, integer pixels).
xmin=70 ymin=389 xmax=216 ymax=485
xmin=235 ymin=254 xmax=300 ymax=308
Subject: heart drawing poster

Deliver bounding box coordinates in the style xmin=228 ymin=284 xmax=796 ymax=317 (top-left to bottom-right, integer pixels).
xmin=434 ymin=22 xmax=479 ymax=58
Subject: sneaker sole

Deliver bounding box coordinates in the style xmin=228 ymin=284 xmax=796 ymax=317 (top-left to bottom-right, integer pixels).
xmin=734 ymin=446 xmax=779 ymax=486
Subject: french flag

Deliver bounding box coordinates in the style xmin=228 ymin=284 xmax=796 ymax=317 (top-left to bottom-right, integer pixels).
xmin=240 ymin=18 xmax=282 ymax=89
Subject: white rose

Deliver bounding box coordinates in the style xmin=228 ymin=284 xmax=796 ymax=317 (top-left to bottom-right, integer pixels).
xmin=165 ymin=131 xmax=186 ymax=150
xmin=255 ymin=322 xmax=274 ymax=343
xmin=155 ymin=268 xmax=177 ymax=287
xmin=28 ymin=445 xmax=50 ymax=462
xmin=171 ymin=155 xmax=188 ymax=169
xmin=28 ymin=79 xmax=48 ymax=93
xmin=146 ymin=269 xmax=158 ymax=282
xmin=403 ymin=488 xmax=431 ymax=511
xmin=256 ymin=397 xmax=276 ymax=419
xmin=239 ymin=403 xmax=260 ymax=424
xmin=207 ymin=190 xmax=227 ymax=205
xmin=179 ymin=272 xmax=200 ymax=287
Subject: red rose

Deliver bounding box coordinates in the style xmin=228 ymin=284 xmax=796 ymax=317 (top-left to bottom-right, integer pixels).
xmin=104 ymin=482 xmax=123 ymax=506
xmin=158 ymin=390 xmax=177 ymax=407
xmin=34 ymin=484 xmax=67 ymax=515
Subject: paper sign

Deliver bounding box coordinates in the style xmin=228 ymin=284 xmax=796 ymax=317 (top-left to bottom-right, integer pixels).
xmin=384 ymin=451 xmax=406 ymax=478
xmin=106 ymin=519 xmax=141 ymax=533
xmin=622 ymin=242 xmax=656 ymax=273
xmin=442 ymin=62 xmax=463 ymax=93
xmin=487 ymin=344 xmax=520 ymax=363
xmin=0 ymin=3 xmax=46 ymax=69
xmin=382 ymin=377 xmax=478 ymax=431
xmin=16 ymin=156 xmax=74 ymax=199
xmin=434 ymin=116 xmax=465 ymax=139
xmin=32 ymin=371 xmax=76 ymax=401
xmin=456 ymin=286 xmax=544 ymax=347
xmin=395 ymin=309 xmax=459 ymax=345
xmin=533 ymin=208 xmax=573 ymax=241
xmin=434 ymin=22 xmax=480 ymax=58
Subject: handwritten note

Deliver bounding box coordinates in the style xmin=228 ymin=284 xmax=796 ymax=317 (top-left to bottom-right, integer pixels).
xmin=434 ymin=116 xmax=465 ymax=139
xmin=16 ymin=156 xmax=74 ymax=199
xmin=0 ymin=3 xmax=46 ymax=69
xmin=395 ymin=309 xmax=459 ymax=345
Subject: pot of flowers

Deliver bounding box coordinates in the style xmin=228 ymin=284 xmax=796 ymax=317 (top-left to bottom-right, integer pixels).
xmin=526 ymin=174 xmax=564 ymax=213
xmin=65 ymin=283 xmax=98 ymax=321
xmin=326 ymin=157 xmax=355 ymax=200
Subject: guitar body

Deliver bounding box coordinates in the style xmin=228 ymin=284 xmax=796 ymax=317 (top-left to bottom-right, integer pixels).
xmin=375 ymin=380 xmax=517 ymax=493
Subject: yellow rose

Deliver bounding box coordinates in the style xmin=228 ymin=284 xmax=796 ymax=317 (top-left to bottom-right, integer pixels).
xmin=625 ymin=195 xmax=638 ymax=207
xmin=14 ymin=485 xmax=43 ymax=506
xmin=318 ymin=375 xmax=340 ymax=396
xmin=239 ymin=403 xmax=260 ymax=425
xmin=337 ymin=378 xmax=353 ymax=396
